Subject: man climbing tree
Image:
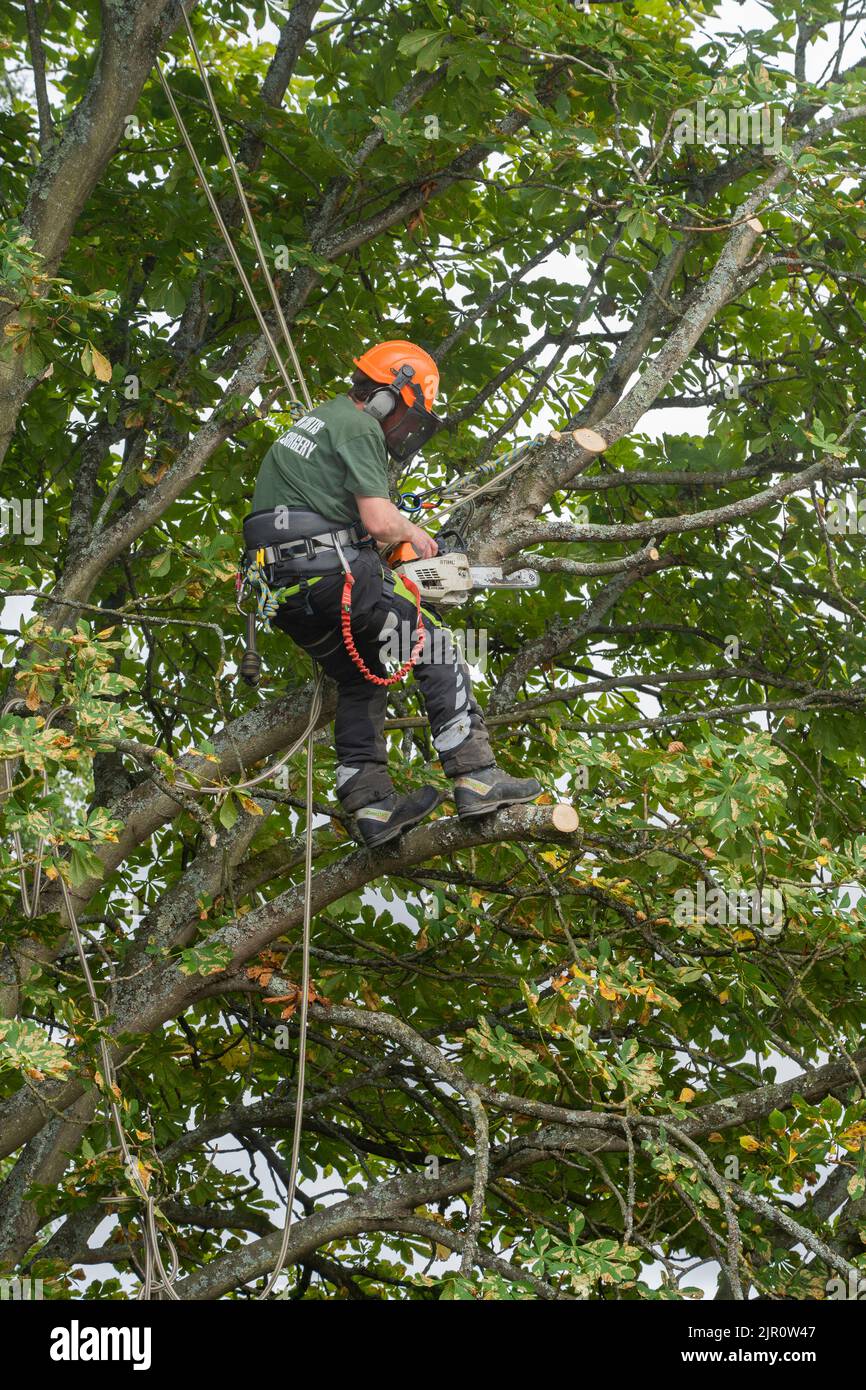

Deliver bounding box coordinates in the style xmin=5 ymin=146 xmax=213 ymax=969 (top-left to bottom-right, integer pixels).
xmin=247 ymin=338 xmax=540 ymax=846
xmin=2 ymin=0 xmax=866 ymax=1312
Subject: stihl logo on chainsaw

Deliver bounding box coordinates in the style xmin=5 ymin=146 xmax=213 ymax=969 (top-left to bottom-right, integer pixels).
xmin=385 ymin=529 xmax=538 ymax=607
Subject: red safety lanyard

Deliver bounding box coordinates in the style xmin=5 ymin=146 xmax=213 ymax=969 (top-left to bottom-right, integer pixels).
xmin=340 ymin=568 xmax=427 ymax=686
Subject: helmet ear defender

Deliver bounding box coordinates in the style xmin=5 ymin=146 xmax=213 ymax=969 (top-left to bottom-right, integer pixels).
xmin=362 ymin=387 xmax=400 ymax=421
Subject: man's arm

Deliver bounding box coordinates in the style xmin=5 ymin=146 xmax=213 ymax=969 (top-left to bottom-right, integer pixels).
xmin=355 ymin=496 xmax=438 ymax=558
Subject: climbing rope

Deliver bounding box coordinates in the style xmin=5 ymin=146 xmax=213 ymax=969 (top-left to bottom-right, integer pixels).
xmin=398 ymin=435 xmax=547 ymax=517
xmin=0 ymin=20 xmax=326 ymax=1296
xmin=153 ymin=60 xmax=305 ymax=407
xmin=256 ymin=682 xmax=317 ymax=1299
xmin=156 ymin=19 xmax=331 ymax=1293
xmin=59 ymin=871 xmax=183 ymax=1301
xmin=3 ymin=661 xmax=323 ymax=1295
xmin=178 ymin=8 xmax=312 ymax=411
xmin=237 ymin=557 xmax=292 ymax=628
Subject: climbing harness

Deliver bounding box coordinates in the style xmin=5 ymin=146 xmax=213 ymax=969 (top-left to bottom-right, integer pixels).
xmin=238 ymin=516 xmax=429 ymax=689
xmin=237 ymin=512 xmax=376 ymax=685
xmin=235 ymin=554 xmax=301 ymax=689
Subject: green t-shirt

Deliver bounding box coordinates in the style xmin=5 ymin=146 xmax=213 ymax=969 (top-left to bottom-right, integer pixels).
xmin=252 ymin=394 xmax=390 ymax=525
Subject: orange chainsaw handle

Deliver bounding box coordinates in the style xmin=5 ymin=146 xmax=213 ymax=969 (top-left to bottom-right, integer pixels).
xmin=384 ymin=540 xmax=420 ymax=568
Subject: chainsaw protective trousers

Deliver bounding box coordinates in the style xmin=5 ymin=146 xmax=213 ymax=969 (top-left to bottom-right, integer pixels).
xmin=272 ymin=546 xmax=494 ymax=810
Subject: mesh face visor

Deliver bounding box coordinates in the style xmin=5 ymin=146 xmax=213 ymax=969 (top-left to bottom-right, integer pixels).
xmin=382 ymin=402 xmax=443 ymax=462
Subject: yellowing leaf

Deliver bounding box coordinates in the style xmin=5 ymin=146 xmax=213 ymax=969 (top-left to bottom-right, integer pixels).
xmin=739 ymin=1135 xmax=761 ymax=1152
xmin=91 ymin=346 xmax=112 ymax=382
xmin=361 ymin=981 xmax=382 ymax=1011
xmin=678 ymin=1087 xmax=696 ymax=1103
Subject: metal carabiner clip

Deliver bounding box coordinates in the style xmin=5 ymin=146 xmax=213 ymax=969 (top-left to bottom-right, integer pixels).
xmin=235 ymin=569 xmax=247 ymax=614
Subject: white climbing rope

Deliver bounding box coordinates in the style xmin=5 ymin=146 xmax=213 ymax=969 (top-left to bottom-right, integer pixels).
xmin=157 ymin=17 xmax=324 ymax=1296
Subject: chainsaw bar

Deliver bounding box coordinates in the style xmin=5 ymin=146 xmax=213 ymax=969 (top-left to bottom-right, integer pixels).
xmin=469 ymin=566 xmax=539 ymax=592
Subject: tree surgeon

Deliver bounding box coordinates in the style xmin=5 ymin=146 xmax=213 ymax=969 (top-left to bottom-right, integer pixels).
xmin=245 ymin=339 xmax=541 ymax=848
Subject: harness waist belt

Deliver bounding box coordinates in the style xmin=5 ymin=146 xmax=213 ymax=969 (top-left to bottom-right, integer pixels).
xmin=242 ymin=508 xmax=372 ymax=568
xmin=246 ymin=524 xmax=371 ymax=568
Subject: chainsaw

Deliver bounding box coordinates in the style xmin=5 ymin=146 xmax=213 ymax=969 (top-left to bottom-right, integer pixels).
xmin=384 ymin=527 xmax=539 ymax=608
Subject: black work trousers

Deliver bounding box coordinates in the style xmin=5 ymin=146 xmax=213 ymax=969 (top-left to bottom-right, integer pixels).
xmin=271 ymin=546 xmax=494 ymax=811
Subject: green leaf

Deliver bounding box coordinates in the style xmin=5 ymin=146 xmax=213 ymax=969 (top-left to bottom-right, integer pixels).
xmin=0 ymin=1020 xmax=71 ymax=1078
xmin=178 ymin=942 xmax=234 ymax=977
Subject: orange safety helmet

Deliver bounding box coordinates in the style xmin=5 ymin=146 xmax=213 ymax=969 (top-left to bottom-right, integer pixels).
xmin=353 ymin=340 xmax=439 ymax=412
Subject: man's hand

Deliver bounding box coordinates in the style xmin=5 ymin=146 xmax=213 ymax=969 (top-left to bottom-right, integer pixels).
xmin=356 ymin=495 xmax=439 ymax=555
xmin=407 ymin=523 xmax=438 ymax=558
